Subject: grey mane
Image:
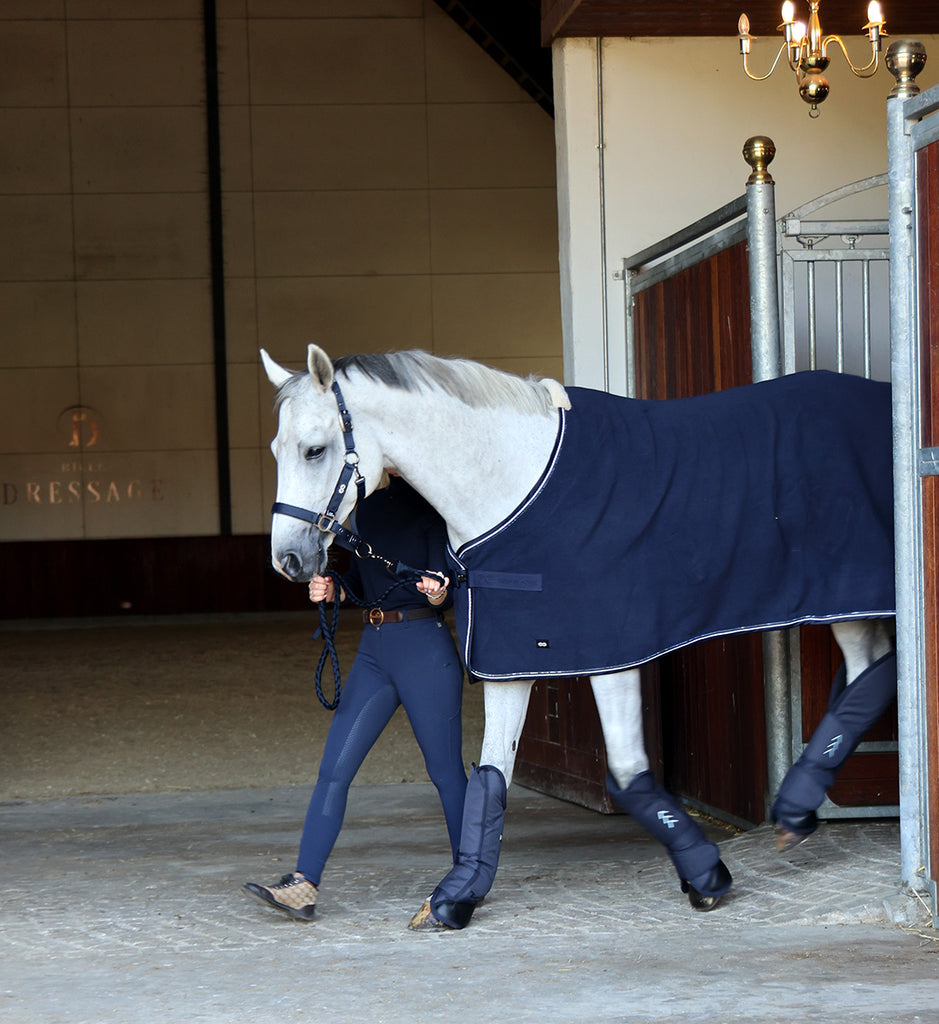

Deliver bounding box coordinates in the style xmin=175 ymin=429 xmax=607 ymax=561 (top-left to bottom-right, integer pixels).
xmin=333 ymin=351 xmax=559 ymax=416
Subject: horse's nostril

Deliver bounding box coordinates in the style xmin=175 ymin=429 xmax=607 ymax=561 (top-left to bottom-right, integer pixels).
xmin=281 ymin=552 xmax=302 ymax=579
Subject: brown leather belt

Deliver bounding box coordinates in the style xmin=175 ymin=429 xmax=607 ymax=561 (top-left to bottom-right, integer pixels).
xmin=363 ymin=606 xmax=442 ymax=627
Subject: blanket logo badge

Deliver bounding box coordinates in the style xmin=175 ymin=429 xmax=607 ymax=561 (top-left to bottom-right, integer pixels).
xmin=536 ymin=639 xmax=550 ymax=648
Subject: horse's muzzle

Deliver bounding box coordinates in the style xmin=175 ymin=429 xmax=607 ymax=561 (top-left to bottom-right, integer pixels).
xmin=272 ymin=535 xmax=330 ymax=582
xmin=275 ymin=551 xmax=307 ymax=581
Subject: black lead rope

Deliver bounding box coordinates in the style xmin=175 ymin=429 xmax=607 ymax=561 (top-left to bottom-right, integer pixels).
xmin=311 ymin=562 xmax=447 ymax=710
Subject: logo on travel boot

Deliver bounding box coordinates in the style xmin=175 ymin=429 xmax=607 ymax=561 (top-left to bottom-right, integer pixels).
xmin=824 ymin=734 xmax=844 ymax=758
xmin=657 ymin=810 xmax=678 ymax=829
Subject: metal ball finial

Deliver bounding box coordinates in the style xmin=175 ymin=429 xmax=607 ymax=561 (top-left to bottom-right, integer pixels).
xmin=743 ymin=136 xmax=776 ymax=185
xmin=885 ymin=39 xmax=928 ymax=98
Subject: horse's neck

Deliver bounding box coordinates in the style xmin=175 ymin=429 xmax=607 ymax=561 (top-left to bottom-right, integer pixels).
xmin=361 ymin=386 xmax=559 ymax=550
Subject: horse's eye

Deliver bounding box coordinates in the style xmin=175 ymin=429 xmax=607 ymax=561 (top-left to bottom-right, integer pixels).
xmin=305 ymin=446 xmax=325 ymax=462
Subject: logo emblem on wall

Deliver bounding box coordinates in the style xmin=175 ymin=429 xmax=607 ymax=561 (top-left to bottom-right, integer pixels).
xmin=57 ymin=405 xmax=101 ymax=449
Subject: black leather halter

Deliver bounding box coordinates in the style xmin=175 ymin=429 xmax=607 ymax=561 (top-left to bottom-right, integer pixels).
xmin=271 ymin=379 xmax=367 ymax=553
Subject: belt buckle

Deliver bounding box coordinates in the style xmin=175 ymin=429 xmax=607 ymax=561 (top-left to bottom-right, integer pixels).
xmin=368 ymin=607 xmax=384 ymax=627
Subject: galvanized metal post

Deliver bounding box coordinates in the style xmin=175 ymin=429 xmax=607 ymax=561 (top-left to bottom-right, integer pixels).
xmin=885 ymin=39 xmax=929 ymax=889
xmin=743 ymin=136 xmax=790 ymax=812
xmin=744 ymin=136 xmax=782 ymax=383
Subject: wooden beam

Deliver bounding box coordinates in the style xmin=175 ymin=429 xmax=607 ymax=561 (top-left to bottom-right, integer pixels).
xmin=541 ymin=0 xmax=584 ymax=46
xmin=542 ymin=0 xmax=939 ymax=43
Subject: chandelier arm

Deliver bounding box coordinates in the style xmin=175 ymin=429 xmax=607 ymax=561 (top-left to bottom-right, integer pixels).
xmin=742 ymin=40 xmax=791 ymax=82
xmin=786 ymin=40 xmax=804 ymax=74
xmin=823 ymin=34 xmax=881 ymax=77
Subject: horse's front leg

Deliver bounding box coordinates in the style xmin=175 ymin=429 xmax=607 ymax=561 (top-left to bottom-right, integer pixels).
xmin=408 ymin=678 xmax=533 ymax=931
xmin=591 ymin=670 xmax=732 ymax=911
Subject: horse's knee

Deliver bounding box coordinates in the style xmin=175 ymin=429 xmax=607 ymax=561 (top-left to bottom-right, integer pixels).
xmin=831 ymin=619 xmax=895 ymax=683
xmin=479 ymin=680 xmax=532 ymax=788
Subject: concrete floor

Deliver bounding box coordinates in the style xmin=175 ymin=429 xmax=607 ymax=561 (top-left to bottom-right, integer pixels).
xmin=1 ymin=782 xmax=936 ymax=1024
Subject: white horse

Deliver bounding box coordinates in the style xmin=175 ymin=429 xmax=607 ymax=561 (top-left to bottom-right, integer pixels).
xmin=261 ymin=344 xmax=897 ymax=930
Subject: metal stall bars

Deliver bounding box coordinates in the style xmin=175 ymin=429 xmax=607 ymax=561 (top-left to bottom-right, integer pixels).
xmin=779 ymin=174 xmax=890 ymax=380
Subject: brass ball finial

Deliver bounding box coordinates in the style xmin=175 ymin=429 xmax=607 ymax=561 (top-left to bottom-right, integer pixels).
xmin=743 ymin=136 xmax=776 ymax=185
xmin=799 ymin=71 xmax=830 ymax=114
xmin=885 ymin=39 xmax=928 ymax=98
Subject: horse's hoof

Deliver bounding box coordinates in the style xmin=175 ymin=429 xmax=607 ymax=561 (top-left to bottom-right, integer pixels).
xmin=687 ymin=886 xmax=723 ymax=912
xmin=408 ymin=899 xmax=452 ymax=932
xmin=684 ymin=859 xmax=732 ymax=912
xmin=775 ymin=824 xmax=812 ymax=853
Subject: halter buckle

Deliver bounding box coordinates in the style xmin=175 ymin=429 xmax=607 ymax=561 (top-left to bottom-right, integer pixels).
xmin=368 ymin=607 xmax=384 ymax=627
xmin=314 ymin=512 xmax=337 ymax=533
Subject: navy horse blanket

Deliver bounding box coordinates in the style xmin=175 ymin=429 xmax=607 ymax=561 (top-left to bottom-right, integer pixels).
xmin=447 ymin=371 xmax=895 ymax=681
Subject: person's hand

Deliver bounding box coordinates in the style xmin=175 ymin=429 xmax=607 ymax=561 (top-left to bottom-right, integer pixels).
xmin=418 ymin=575 xmax=449 ymax=604
xmin=309 ymin=575 xmax=335 ymax=604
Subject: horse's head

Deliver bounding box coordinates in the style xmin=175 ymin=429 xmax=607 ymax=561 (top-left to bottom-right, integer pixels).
xmin=262 ymin=343 xmax=381 ymax=582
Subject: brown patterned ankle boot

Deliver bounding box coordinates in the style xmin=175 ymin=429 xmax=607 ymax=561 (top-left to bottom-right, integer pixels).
xmin=243 ymin=872 xmax=318 ymax=921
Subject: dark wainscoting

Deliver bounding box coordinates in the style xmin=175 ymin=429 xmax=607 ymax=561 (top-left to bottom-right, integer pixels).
xmin=0 ymin=536 xmax=336 ymax=619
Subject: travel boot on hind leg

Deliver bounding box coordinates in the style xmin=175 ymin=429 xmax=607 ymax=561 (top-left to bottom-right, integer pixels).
xmin=772 ymin=649 xmax=897 ymax=852
xmin=609 ymin=771 xmax=732 ymax=911
xmin=409 ymin=764 xmax=507 ymax=931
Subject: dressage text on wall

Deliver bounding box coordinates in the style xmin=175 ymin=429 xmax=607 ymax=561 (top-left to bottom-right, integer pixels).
xmin=1 ymin=407 xmax=165 ymax=509
xmin=2 ymin=468 xmax=165 ymax=507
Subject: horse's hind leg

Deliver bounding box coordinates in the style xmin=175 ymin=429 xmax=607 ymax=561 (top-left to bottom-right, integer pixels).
xmin=409 ymin=678 xmax=533 ymax=931
xmin=771 ymin=619 xmax=896 ymax=852
xmin=591 ymin=671 xmax=732 ymax=912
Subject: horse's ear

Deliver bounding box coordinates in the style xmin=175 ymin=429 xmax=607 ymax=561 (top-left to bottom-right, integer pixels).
xmin=307 ymin=343 xmax=335 ymax=392
xmin=541 ymin=377 xmax=571 ymax=411
xmin=260 ymin=348 xmax=292 ymax=389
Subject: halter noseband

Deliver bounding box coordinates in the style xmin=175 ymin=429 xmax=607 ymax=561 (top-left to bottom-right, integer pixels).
xmin=271 ymin=379 xmax=367 ymax=552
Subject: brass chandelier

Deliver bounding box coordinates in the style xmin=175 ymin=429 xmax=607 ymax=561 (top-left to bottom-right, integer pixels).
xmin=738 ymin=1 xmax=886 ymax=115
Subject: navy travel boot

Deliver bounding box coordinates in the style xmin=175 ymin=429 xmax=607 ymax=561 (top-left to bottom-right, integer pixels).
xmin=410 ymin=764 xmax=507 ymax=930
xmin=772 ymin=649 xmax=897 ymax=851
xmin=609 ymin=771 xmax=732 ymax=911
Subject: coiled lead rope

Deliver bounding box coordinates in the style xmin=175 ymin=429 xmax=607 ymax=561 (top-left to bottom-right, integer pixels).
xmin=312 ymin=563 xmax=446 ymax=710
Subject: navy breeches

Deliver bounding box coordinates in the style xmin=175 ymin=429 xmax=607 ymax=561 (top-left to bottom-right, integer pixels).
xmin=296 ymin=616 xmax=467 ymax=885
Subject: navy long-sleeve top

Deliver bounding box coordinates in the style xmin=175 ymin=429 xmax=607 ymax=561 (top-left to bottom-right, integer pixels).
xmin=341 ymin=477 xmax=452 ymax=612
